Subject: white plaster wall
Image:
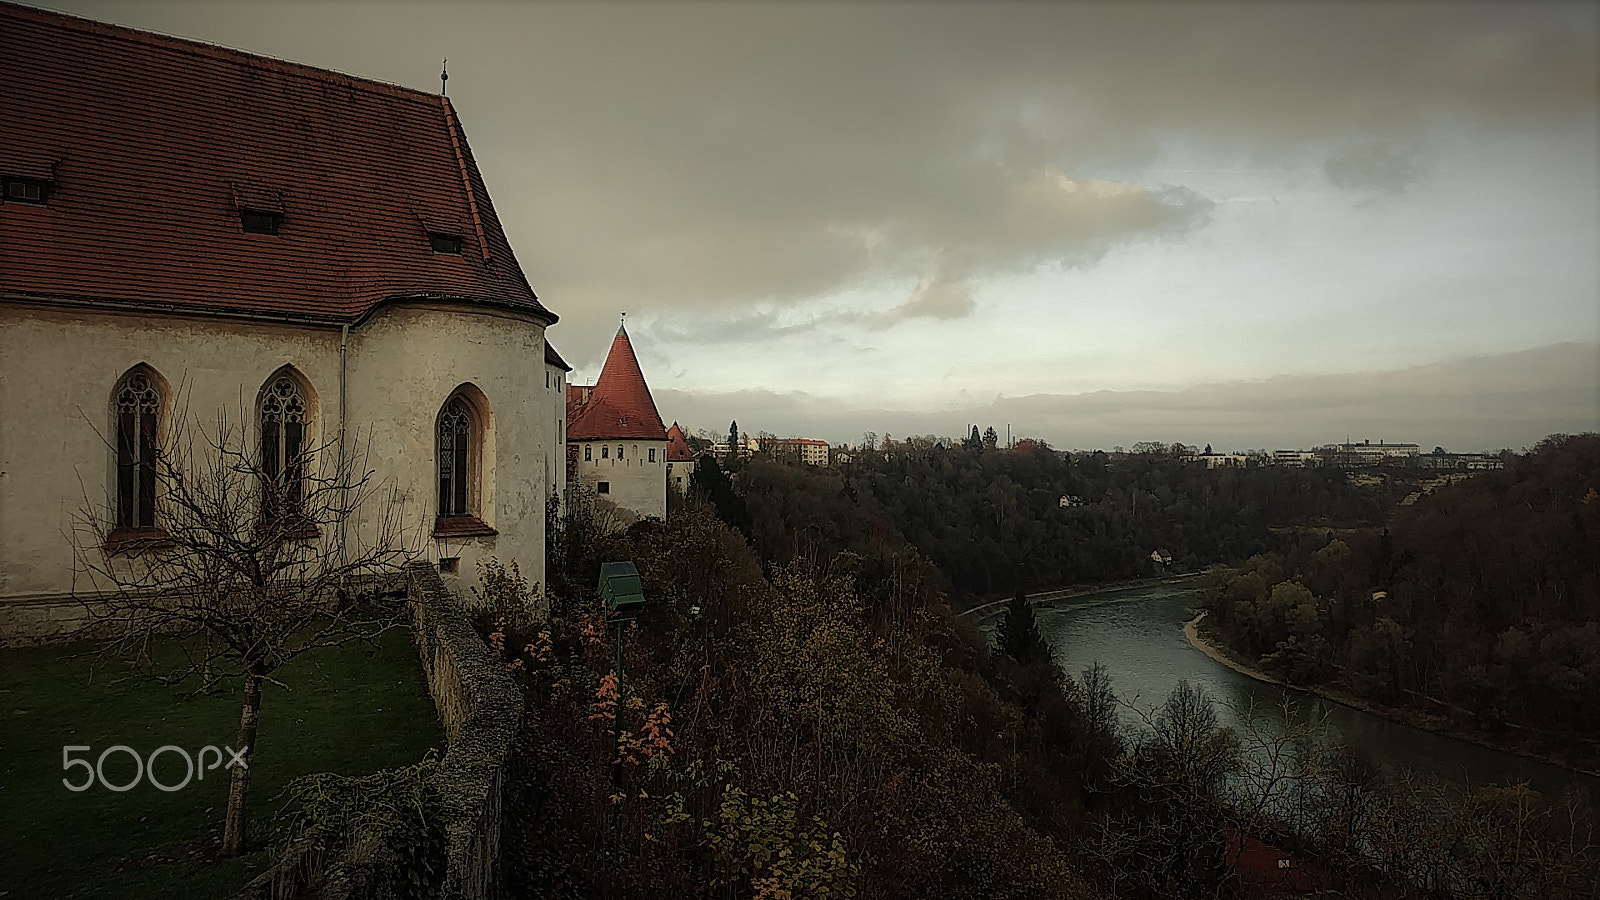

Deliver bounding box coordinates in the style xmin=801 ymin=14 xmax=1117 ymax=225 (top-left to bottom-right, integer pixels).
xmin=570 ymin=439 xmax=666 ymax=520
xmin=0 ymin=301 xmax=553 ymax=619
xmin=545 ymin=358 xmax=567 ymax=516
xmin=667 ymin=461 xmax=690 ymax=496
xmin=344 ymin=304 xmax=549 ymax=600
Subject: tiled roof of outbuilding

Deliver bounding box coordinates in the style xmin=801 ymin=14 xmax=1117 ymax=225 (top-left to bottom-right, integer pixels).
xmin=0 ymin=2 xmax=554 ymax=325
xmin=666 ymin=423 xmax=695 ymax=461
xmin=567 ymin=324 xmax=667 ymax=442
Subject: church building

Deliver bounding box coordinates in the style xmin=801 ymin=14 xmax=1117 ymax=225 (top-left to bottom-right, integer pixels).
xmin=0 ymin=3 xmax=564 ymax=638
xmin=566 ymin=324 xmax=668 ymax=521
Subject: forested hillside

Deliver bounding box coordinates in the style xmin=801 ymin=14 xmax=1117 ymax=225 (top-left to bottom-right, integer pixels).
xmin=1201 ymin=433 xmax=1600 ymax=760
xmin=720 ymin=441 xmax=1410 ymax=601
xmin=477 ymin=440 xmax=1596 ymax=898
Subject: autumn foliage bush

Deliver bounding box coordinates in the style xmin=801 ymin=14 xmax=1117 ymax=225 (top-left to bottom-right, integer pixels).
xmin=491 ymin=500 xmax=1097 ymax=899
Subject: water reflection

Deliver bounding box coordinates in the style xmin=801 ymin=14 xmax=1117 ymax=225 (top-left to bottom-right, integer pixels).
xmin=984 ymin=582 xmax=1597 ymax=805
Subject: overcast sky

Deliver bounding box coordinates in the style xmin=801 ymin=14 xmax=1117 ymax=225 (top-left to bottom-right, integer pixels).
xmin=48 ymin=1 xmax=1600 ymax=451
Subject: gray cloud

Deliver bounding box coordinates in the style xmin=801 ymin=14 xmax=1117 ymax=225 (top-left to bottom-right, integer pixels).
xmin=870 ymin=276 xmax=977 ymax=328
xmin=659 ymin=342 xmax=1600 ymax=453
xmin=1325 ymin=142 xmax=1426 ymax=195
xmin=54 ymin=1 xmax=1598 ymax=358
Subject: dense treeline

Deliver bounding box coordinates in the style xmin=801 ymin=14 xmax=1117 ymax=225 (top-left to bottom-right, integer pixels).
xmin=1201 ymin=433 xmax=1600 ymax=760
xmin=724 ymin=440 xmax=1405 ymax=601
xmin=477 ymin=446 xmax=1597 ymax=899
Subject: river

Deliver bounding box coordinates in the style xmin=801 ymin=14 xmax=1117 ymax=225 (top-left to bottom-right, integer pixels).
xmin=980 ymin=581 xmax=1598 ymax=805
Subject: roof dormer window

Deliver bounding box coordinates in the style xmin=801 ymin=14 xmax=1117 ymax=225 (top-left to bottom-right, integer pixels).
xmin=240 ymin=209 xmax=282 ymax=234
xmin=3 ymin=176 xmax=52 ymax=205
xmin=429 ymin=232 xmax=463 ymax=255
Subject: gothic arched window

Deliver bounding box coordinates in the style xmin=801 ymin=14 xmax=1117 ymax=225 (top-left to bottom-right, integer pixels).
xmin=438 ymin=396 xmax=473 ymax=516
xmin=114 ymin=369 xmax=161 ymax=530
xmin=260 ymin=375 xmax=309 ymax=518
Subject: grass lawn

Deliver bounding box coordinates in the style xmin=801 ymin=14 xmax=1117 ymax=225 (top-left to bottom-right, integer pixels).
xmin=0 ymin=627 xmax=442 ymax=899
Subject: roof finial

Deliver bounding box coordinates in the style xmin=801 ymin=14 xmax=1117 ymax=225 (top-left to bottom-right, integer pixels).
xmin=440 ymin=59 xmax=449 ymax=96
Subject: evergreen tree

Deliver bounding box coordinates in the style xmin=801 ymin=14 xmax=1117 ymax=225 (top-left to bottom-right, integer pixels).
xmin=691 ymin=455 xmax=749 ymax=536
xmin=727 ymin=420 xmax=740 ymax=459
xmin=965 ymin=425 xmax=983 ymax=452
xmin=983 ymin=426 xmax=999 ymax=452
xmin=996 ymin=589 xmax=1052 ymax=666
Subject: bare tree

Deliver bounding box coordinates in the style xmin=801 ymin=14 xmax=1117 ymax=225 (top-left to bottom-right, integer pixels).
xmin=71 ymin=390 xmax=421 ymax=856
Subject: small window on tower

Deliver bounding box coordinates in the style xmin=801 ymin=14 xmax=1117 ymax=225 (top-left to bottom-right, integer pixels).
xmin=429 ymin=232 xmax=463 ymax=254
xmin=597 ymin=482 xmax=610 ymax=494
xmin=4 ymin=176 xmax=52 ymax=205
xmin=241 ymin=209 xmax=283 ymax=234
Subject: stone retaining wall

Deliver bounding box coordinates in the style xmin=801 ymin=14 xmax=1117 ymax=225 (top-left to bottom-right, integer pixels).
xmin=407 ymin=562 xmax=524 ymax=899
xmin=236 ymin=563 xmax=523 ymax=899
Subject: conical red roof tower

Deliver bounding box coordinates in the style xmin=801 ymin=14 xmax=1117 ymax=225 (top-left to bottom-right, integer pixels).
xmin=568 ymin=323 xmax=667 ymax=441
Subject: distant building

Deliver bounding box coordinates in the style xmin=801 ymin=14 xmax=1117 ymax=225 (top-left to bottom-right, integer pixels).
xmin=1418 ymin=451 xmax=1503 ymax=471
xmin=1059 ymin=495 xmax=1089 ymax=508
xmin=1275 ymin=450 xmax=1318 ymax=467
xmin=1198 ymin=452 xmax=1254 ymax=469
xmin=665 ymin=422 xmax=696 ymax=494
xmin=1323 ymin=440 xmax=1420 ymax=467
xmin=566 ymin=323 xmax=668 ymax=521
xmin=761 ymin=437 xmax=830 ymax=466
xmin=712 ymin=434 xmax=761 ymax=458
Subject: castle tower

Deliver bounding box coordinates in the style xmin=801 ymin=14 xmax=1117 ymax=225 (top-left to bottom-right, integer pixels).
xmin=566 ymin=322 xmax=668 ymax=520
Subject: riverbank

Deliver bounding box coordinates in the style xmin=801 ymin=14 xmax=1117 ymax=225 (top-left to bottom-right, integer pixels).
xmin=963 ymin=572 xmax=1200 ymax=618
xmin=1183 ymin=612 xmax=1600 ymax=780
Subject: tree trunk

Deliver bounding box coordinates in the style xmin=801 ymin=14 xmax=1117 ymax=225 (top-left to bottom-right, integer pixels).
xmin=221 ymin=671 xmax=262 ymax=856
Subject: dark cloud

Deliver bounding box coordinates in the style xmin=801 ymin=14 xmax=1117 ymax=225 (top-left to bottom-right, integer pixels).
xmin=51 ymin=1 xmax=1599 ymax=359
xmin=659 ymin=343 xmax=1600 ymax=453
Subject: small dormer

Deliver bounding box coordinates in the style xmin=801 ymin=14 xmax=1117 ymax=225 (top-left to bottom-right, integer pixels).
xmin=3 ymin=175 xmax=53 ymax=205
xmin=232 ymin=181 xmax=285 ymax=235
xmin=418 ymin=212 xmax=469 ymax=256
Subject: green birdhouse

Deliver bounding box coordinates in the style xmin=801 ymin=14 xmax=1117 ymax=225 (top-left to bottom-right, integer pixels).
xmin=598 ymin=561 xmax=646 ymax=614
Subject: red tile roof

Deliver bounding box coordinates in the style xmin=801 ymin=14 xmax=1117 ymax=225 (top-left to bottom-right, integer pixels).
xmin=567 ymin=324 xmax=667 ymax=442
xmin=666 ymin=422 xmax=695 ymax=461
xmin=0 ymin=2 xmax=554 ymax=325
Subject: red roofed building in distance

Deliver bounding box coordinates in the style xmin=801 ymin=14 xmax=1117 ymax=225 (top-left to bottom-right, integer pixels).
xmin=567 ymin=322 xmax=669 ymax=520
xmin=666 ymin=423 xmax=697 ymax=494
xmin=0 ymin=1 xmax=565 ymax=636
